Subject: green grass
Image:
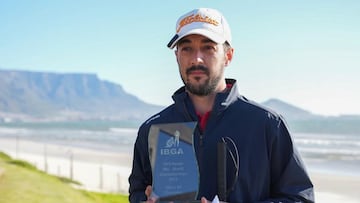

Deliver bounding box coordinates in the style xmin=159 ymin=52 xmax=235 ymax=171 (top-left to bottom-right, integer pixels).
xmin=0 ymin=151 xmax=129 ymax=203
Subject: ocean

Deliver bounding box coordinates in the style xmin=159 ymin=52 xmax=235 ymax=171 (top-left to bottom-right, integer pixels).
xmin=0 ymin=121 xmax=359 ymax=177
xmin=0 ymin=121 xmax=138 ymax=154
xmin=294 ymin=132 xmax=360 ymax=177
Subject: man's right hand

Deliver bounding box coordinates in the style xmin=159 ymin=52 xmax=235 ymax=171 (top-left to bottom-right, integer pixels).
xmin=145 ymin=187 xmax=225 ymax=203
xmin=145 ymin=185 xmax=157 ymax=203
xmin=201 ymin=197 xmax=211 ymax=203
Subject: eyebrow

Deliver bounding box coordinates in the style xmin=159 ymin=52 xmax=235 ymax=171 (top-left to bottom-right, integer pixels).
xmin=177 ymin=37 xmax=216 ymax=47
xmin=177 ymin=38 xmax=191 ymax=47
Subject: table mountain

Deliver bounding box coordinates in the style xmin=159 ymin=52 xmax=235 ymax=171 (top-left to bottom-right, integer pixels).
xmin=0 ymin=69 xmax=163 ymax=121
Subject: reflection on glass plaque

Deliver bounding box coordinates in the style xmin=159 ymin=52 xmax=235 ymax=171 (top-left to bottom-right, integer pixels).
xmin=148 ymin=122 xmax=199 ymax=202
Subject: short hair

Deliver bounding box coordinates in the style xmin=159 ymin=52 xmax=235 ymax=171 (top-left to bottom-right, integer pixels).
xmin=223 ymin=41 xmax=232 ymax=52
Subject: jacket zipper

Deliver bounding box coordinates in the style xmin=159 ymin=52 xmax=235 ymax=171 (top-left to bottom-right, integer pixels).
xmin=182 ymin=101 xmax=205 ymax=162
xmin=199 ymin=133 xmax=204 ymax=146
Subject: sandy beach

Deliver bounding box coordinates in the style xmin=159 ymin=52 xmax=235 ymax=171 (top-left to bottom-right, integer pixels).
xmin=0 ymin=138 xmax=132 ymax=193
xmin=310 ymin=172 xmax=360 ymax=202
xmin=1 ymin=137 xmax=359 ymax=202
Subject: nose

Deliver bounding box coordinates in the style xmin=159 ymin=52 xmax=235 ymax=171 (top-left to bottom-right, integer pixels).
xmin=190 ymin=49 xmax=204 ymax=66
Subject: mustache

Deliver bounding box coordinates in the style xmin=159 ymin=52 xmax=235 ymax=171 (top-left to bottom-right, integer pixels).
xmin=186 ymin=65 xmax=209 ymax=75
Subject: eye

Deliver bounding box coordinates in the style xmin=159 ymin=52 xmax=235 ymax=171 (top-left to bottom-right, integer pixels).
xmin=203 ymin=45 xmax=216 ymax=52
xmin=205 ymin=45 xmax=214 ymax=50
xmin=180 ymin=46 xmax=192 ymax=52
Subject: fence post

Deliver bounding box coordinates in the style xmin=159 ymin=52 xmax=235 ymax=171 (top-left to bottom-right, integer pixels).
xmin=117 ymin=172 xmax=121 ymax=193
xmin=44 ymin=144 xmax=48 ymax=173
xmin=99 ymin=164 xmax=103 ymax=190
xmin=15 ymin=135 xmax=19 ymax=159
xmin=57 ymin=165 xmax=61 ymax=176
xmin=68 ymin=150 xmax=73 ymax=180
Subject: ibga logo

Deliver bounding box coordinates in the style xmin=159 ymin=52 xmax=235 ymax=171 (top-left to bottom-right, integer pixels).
xmin=161 ymin=130 xmax=184 ymax=155
xmin=166 ymin=130 xmax=180 ymax=148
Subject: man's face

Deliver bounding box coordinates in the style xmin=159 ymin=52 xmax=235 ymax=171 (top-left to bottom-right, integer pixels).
xmin=175 ymin=34 xmax=232 ymax=96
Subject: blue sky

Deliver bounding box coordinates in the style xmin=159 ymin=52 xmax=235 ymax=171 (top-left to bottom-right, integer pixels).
xmin=1 ymin=0 xmax=359 ymax=116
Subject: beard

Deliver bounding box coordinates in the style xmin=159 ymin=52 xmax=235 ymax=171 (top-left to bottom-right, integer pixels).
xmin=182 ymin=65 xmax=222 ymax=96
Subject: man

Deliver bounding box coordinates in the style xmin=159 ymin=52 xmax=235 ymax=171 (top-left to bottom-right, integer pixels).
xmin=128 ymin=8 xmax=314 ymax=203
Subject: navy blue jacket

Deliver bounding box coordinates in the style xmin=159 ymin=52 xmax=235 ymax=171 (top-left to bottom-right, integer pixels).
xmin=128 ymin=79 xmax=314 ymax=203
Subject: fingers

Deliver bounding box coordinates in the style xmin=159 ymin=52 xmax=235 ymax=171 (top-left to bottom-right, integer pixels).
xmin=201 ymin=197 xmax=210 ymax=203
xmin=145 ymin=185 xmax=152 ymax=198
xmin=145 ymin=185 xmax=158 ymax=203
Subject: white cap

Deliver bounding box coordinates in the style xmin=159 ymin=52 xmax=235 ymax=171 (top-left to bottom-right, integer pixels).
xmin=167 ymin=8 xmax=232 ymax=49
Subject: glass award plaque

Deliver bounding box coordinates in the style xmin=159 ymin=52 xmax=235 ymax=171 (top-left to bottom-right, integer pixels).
xmin=148 ymin=122 xmax=199 ymax=202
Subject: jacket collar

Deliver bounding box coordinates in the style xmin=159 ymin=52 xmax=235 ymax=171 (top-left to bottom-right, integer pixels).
xmin=172 ymin=78 xmax=240 ymax=114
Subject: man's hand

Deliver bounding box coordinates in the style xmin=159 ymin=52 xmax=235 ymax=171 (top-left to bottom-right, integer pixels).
xmin=145 ymin=185 xmax=157 ymax=203
xmin=201 ymin=196 xmax=226 ymax=203
xmin=201 ymin=197 xmax=211 ymax=203
xmin=145 ymin=187 xmax=224 ymax=203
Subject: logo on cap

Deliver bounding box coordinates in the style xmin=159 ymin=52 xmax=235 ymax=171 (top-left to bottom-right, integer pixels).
xmin=176 ymin=13 xmax=219 ymax=33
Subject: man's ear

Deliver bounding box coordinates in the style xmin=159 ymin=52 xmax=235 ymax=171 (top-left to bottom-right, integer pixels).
xmin=225 ymin=48 xmax=234 ymax=67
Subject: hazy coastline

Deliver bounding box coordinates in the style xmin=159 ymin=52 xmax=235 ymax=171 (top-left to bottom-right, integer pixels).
xmin=1 ymin=133 xmax=359 ymax=202
xmin=1 ymin=121 xmax=360 ymax=202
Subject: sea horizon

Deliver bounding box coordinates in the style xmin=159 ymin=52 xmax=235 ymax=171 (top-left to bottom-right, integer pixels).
xmin=0 ymin=122 xmax=359 ymax=176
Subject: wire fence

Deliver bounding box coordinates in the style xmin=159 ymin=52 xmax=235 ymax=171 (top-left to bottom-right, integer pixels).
xmin=1 ymin=136 xmax=131 ymax=194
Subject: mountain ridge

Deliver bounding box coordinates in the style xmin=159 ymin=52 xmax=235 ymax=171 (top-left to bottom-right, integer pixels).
xmin=1 ymin=69 xmax=359 ymax=125
xmin=0 ymin=69 xmax=163 ymax=121
xmin=261 ymin=98 xmax=320 ymax=120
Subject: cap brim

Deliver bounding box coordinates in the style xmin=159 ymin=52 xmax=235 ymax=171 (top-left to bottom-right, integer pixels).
xmin=167 ymin=29 xmax=226 ymax=49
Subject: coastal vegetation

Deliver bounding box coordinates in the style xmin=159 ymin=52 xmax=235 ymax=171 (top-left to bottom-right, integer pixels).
xmin=0 ymin=152 xmax=128 ymax=203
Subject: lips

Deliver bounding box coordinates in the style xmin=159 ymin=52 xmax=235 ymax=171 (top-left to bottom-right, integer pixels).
xmin=188 ymin=70 xmax=206 ymax=75
xmin=186 ymin=65 xmax=209 ymax=76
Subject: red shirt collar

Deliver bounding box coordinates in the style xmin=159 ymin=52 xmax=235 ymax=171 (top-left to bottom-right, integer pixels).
xmin=196 ymin=111 xmax=211 ymax=132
